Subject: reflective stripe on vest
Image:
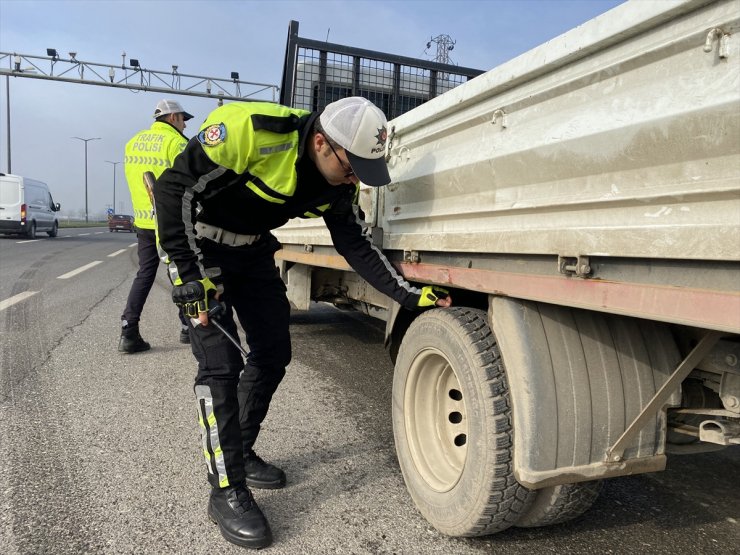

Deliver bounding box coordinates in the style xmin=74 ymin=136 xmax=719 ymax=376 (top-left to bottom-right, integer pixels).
xmin=303 ymin=203 xmax=331 ymax=218
xmin=245 ymin=175 xmax=292 ymax=205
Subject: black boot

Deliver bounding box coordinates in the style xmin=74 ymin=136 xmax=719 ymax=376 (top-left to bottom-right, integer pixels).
xmin=118 ymin=323 xmax=151 ymax=353
xmin=244 ymin=450 xmax=286 ymax=489
xmin=208 ymin=484 xmax=272 ymax=549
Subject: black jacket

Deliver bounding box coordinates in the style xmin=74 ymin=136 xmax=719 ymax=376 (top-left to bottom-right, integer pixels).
xmin=154 ymin=105 xmax=422 ymax=309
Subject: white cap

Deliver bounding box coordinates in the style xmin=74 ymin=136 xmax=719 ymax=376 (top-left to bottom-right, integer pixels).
xmin=319 ymin=97 xmax=390 ymax=186
xmin=153 ymin=99 xmax=193 ymax=121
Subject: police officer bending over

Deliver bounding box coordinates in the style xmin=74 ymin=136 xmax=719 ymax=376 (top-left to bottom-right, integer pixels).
xmin=154 ymin=97 xmax=451 ymax=549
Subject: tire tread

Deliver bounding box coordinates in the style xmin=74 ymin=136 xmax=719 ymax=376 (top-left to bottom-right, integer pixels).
xmin=399 ymin=307 xmax=534 ymax=536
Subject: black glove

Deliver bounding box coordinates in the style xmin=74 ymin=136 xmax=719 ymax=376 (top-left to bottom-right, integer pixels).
xmin=417 ymin=285 xmax=449 ymax=308
xmin=172 ymin=277 xmax=217 ymax=318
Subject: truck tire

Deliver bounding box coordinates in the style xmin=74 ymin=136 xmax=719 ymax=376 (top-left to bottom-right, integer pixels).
xmin=26 ymin=221 xmax=36 ymax=239
xmin=47 ymin=221 xmax=58 ymax=237
xmin=392 ymin=307 xmax=534 ymax=537
xmin=514 ymin=481 xmax=603 ymax=528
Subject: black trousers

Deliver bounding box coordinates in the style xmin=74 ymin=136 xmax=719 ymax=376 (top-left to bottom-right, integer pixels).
xmin=189 ymin=233 xmax=291 ymax=489
xmin=121 ymin=227 xmax=188 ymax=327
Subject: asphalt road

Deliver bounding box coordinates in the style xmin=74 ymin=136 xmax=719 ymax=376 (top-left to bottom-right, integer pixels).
xmin=0 ymin=228 xmax=738 ymax=554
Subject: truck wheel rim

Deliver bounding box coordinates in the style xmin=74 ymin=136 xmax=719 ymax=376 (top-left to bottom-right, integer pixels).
xmin=405 ymin=347 xmax=468 ymax=492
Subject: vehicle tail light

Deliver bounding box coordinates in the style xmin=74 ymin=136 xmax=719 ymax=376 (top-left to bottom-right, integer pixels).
xmin=20 ymin=203 xmax=27 ymax=223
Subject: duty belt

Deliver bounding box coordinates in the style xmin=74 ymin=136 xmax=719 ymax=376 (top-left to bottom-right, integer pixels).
xmin=194 ymin=222 xmax=260 ymax=247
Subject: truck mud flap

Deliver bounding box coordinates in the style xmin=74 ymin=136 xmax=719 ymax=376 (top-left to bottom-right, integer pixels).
xmin=489 ymin=296 xmax=683 ymax=489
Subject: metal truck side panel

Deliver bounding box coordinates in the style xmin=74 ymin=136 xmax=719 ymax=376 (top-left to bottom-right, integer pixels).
xmin=382 ymin=0 xmax=739 ymax=262
xmin=274 ymin=0 xmax=740 ymax=331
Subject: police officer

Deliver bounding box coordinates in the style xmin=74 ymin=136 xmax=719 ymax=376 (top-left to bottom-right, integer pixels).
xmin=119 ymin=99 xmax=194 ymax=353
xmin=154 ymin=97 xmax=451 ymax=548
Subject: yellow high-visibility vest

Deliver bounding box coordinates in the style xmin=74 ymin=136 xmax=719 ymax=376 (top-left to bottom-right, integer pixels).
xmin=124 ymin=121 xmax=187 ymax=229
xmin=197 ymin=102 xmax=310 ymax=206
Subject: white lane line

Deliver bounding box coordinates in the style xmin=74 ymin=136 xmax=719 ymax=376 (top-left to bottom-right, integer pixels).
xmin=128 ymin=243 xmax=137 ymax=247
xmin=57 ymin=261 xmax=103 ymax=279
xmin=78 ymin=233 xmax=91 ymax=236
xmin=0 ymin=291 xmax=39 ymax=311
xmin=16 ymin=239 xmax=41 ymax=244
xmin=94 ymin=231 xmax=104 ymax=234
xmin=108 ymin=249 xmax=127 ymax=257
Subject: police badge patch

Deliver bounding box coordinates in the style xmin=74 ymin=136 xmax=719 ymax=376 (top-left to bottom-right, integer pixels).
xmin=198 ymin=123 xmax=226 ymax=146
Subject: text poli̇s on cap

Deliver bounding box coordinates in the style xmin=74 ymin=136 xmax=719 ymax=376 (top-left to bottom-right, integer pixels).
xmin=153 ymin=99 xmax=193 ymax=121
xmin=319 ymin=97 xmax=390 ymax=186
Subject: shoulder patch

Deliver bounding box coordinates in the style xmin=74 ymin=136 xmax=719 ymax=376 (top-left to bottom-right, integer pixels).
xmin=198 ymin=123 xmax=226 ymax=146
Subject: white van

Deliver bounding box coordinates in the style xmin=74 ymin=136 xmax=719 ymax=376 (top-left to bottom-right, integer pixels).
xmin=0 ymin=173 xmax=61 ymax=238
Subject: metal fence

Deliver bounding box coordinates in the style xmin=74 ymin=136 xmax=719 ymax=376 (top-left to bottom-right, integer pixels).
xmin=280 ymin=21 xmax=483 ymax=118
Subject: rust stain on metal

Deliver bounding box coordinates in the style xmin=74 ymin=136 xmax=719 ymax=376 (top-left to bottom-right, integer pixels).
xmin=398 ymin=262 xmax=740 ymax=334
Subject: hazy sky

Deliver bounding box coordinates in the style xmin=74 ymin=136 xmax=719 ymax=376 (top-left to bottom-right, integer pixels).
xmin=0 ymin=0 xmax=624 ymax=217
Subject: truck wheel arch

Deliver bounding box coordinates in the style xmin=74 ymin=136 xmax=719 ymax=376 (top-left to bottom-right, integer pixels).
xmin=385 ymin=302 xmax=416 ymax=365
xmin=385 ymin=287 xmax=488 ymax=365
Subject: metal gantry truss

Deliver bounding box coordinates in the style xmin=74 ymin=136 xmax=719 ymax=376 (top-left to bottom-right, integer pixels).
xmin=0 ymin=51 xmax=280 ymax=102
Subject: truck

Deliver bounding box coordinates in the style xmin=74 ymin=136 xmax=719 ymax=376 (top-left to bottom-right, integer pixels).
xmin=275 ymin=0 xmax=740 ymax=536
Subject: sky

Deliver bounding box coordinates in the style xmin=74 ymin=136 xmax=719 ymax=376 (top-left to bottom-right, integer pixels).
xmin=0 ymin=0 xmax=624 ymax=218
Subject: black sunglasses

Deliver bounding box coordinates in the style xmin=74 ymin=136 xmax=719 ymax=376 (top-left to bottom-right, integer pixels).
xmin=327 ymin=141 xmax=355 ymax=178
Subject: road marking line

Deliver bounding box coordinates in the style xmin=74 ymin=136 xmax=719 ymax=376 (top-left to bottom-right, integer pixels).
xmin=57 ymin=261 xmax=103 ymax=279
xmin=78 ymin=233 xmax=91 ymax=236
xmin=0 ymin=291 xmax=38 ymax=311
xmin=16 ymin=239 xmax=41 ymax=244
xmin=128 ymin=243 xmax=137 ymax=247
xmin=108 ymin=249 xmax=127 ymax=257
xmin=94 ymin=231 xmax=104 ymax=234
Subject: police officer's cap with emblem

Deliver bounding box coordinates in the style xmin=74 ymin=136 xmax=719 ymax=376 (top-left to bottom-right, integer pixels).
xmin=320 ymin=97 xmax=391 ymax=187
